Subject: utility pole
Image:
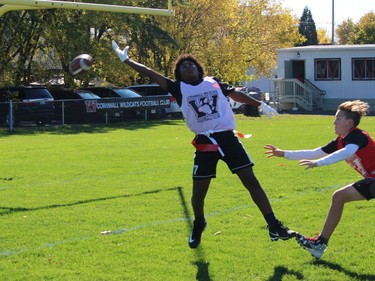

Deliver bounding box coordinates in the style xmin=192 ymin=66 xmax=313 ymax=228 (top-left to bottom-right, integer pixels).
xmin=331 ymin=0 xmax=335 ymax=44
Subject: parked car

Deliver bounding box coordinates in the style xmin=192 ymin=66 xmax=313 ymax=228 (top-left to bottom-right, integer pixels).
xmin=229 ymin=87 xmax=262 ymax=117
xmin=49 ymin=88 xmax=108 ymax=123
xmin=81 ymin=86 xmax=160 ymax=119
xmin=126 ymin=84 xmax=182 ymax=118
xmin=0 ymin=86 xmax=55 ymax=126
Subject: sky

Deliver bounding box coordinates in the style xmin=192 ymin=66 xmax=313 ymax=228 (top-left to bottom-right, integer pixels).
xmin=281 ymin=0 xmax=374 ymax=36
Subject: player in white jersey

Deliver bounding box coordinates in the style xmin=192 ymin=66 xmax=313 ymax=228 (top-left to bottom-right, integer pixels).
xmin=264 ymin=100 xmax=375 ymax=259
xmin=112 ymin=41 xmax=296 ymax=248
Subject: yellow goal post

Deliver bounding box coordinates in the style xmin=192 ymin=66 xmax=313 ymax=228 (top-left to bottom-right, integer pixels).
xmin=0 ymin=0 xmax=174 ymax=17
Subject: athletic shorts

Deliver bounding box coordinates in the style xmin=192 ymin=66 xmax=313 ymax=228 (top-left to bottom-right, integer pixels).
xmin=192 ymin=130 xmax=253 ymax=180
xmin=352 ymin=178 xmax=375 ymax=200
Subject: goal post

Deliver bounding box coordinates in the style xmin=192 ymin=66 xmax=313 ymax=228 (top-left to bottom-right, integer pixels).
xmin=0 ymin=0 xmax=174 ymax=17
xmin=0 ymin=5 xmax=41 ymax=16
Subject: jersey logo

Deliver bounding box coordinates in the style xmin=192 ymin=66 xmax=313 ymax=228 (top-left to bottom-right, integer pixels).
xmin=187 ymin=90 xmax=219 ymax=122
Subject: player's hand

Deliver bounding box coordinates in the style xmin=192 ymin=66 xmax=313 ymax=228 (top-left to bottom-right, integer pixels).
xmin=260 ymin=101 xmax=279 ymax=118
xmin=112 ymin=40 xmax=129 ymax=62
xmin=298 ymin=159 xmax=318 ymax=169
xmin=264 ymin=144 xmax=284 ymax=158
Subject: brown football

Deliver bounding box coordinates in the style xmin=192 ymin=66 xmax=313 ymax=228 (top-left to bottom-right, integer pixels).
xmin=69 ymin=54 xmax=93 ymax=76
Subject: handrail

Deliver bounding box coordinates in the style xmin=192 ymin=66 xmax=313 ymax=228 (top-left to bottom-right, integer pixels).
xmin=273 ymin=78 xmax=317 ymax=111
xmin=304 ymin=79 xmax=326 ymax=96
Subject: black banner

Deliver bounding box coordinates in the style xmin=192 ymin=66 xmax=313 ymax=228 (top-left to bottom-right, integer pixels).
xmin=84 ymin=96 xmax=171 ymax=112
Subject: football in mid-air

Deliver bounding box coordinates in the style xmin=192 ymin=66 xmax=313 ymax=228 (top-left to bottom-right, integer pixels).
xmin=69 ymin=54 xmax=93 ymax=76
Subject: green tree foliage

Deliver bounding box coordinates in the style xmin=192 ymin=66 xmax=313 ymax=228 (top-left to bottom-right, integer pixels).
xmin=298 ymin=6 xmax=318 ymax=46
xmin=0 ymin=0 xmax=302 ymax=87
xmin=0 ymin=10 xmax=48 ymax=85
xmin=356 ymin=12 xmax=375 ymax=44
xmin=336 ymin=18 xmax=358 ymax=44
xmin=42 ymin=9 xmax=97 ymax=87
xmin=0 ymin=12 xmax=19 ymax=85
xmin=336 ymin=12 xmax=375 ymax=44
xmin=109 ymin=13 xmax=178 ymax=86
xmin=139 ymin=0 xmax=302 ymax=83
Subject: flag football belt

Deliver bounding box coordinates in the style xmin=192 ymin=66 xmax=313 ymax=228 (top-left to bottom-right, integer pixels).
xmin=191 ymin=129 xmax=251 ymax=156
xmin=192 ymin=135 xmax=224 ymax=156
xmin=191 ymin=139 xmax=219 ymax=152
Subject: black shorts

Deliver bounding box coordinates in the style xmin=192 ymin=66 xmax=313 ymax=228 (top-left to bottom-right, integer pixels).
xmin=353 ymin=178 xmax=375 ymax=200
xmin=192 ymin=130 xmax=253 ymax=180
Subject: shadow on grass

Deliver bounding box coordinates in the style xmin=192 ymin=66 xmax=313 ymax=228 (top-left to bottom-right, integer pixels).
xmin=0 ymin=118 xmax=183 ymax=137
xmin=313 ymin=259 xmax=375 ymax=281
xmin=1 ymin=186 xmax=212 ymax=279
xmin=0 ymin=187 xmax=179 ymax=216
xmin=267 ymin=266 xmax=304 ymax=281
xmin=177 ymin=187 xmax=212 ymax=281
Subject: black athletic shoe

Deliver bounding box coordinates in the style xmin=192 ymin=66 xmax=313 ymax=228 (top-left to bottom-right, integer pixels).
xmin=189 ymin=220 xmax=207 ymax=249
xmin=296 ymin=234 xmax=327 ymax=259
xmin=268 ymin=220 xmax=296 ymax=241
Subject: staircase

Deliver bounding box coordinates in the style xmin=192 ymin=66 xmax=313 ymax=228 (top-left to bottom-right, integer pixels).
xmin=273 ymin=78 xmax=326 ymax=111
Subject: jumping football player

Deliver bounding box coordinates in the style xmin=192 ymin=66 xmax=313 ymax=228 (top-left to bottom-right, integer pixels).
xmin=112 ymin=41 xmax=296 ymax=248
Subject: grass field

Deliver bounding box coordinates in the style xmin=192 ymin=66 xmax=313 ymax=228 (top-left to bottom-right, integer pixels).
xmin=1 ymin=114 xmax=375 ymax=281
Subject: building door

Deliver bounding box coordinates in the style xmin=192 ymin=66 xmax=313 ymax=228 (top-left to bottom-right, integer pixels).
xmin=284 ymin=60 xmax=305 ymax=79
xmin=292 ymin=60 xmax=305 ymax=80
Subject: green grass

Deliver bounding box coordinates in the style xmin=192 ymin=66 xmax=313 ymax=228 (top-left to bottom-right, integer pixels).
xmin=1 ymin=115 xmax=375 ymax=281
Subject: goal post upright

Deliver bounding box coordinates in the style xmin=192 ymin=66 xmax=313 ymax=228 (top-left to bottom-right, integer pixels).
xmin=0 ymin=0 xmax=174 ymax=17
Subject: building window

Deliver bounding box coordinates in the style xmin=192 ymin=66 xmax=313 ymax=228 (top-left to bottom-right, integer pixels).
xmin=314 ymin=58 xmax=341 ymax=80
xmin=352 ymin=58 xmax=375 ymax=80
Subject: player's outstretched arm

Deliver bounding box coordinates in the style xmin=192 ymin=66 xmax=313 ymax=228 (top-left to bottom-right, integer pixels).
xmin=112 ymin=40 xmax=168 ymax=90
xmin=229 ymin=91 xmax=260 ymax=106
xmin=259 ymin=101 xmax=279 ymax=118
xmin=264 ymin=144 xmax=285 ymax=158
xmin=298 ymin=159 xmax=318 ymax=169
xmin=228 ymin=91 xmax=279 ymax=118
xmin=112 ymin=40 xmax=129 ymax=62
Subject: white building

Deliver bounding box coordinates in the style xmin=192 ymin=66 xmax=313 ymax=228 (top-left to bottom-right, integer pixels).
xmin=272 ymin=44 xmax=375 ymax=112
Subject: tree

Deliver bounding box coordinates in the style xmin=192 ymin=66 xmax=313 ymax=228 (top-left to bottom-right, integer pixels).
xmin=298 ymin=6 xmax=318 ymax=46
xmin=0 ymin=2 xmax=166 ymax=87
xmin=0 ymin=10 xmax=48 ymax=85
xmin=317 ymin=28 xmax=331 ymax=44
xmin=76 ymin=0 xmax=178 ymax=87
xmin=355 ymin=12 xmax=375 ymax=44
xmin=0 ymin=0 xmax=303 ymax=86
xmin=336 ymin=18 xmax=358 ymax=44
xmin=152 ymin=0 xmax=302 ymax=83
xmin=336 ymin=12 xmax=375 ymax=44
xmin=0 ymin=12 xmax=19 ymax=85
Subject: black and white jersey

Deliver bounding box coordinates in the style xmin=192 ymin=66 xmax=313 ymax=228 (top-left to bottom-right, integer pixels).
xmin=167 ymin=77 xmax=235 ymax=134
